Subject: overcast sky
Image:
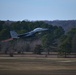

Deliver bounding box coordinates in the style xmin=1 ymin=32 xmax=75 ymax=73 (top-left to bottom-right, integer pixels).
xmin=0 ymin=0 xmax=76 ymax=21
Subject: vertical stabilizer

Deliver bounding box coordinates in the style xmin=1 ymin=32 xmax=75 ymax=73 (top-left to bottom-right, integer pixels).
xmin=10 ymin=31 xmax=19 ymax=38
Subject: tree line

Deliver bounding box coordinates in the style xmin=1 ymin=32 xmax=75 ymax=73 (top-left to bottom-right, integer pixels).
xmin=0 ymin=20 xmax=76 ymax=57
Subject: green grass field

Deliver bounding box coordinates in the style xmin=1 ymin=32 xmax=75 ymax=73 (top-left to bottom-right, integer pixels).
xmin=0 ymin=57 xmax=76 ymax=75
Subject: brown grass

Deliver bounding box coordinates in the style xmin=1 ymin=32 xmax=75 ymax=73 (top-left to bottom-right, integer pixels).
xmin=0 ymin=57 xmax=76 ymax=75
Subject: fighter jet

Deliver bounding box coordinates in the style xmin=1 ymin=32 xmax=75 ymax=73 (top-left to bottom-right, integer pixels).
xmin=10 ymin=28 xmax=48 ymax=39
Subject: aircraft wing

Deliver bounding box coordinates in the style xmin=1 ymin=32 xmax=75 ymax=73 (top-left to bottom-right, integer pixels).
xmin=18 ymin=32 xmax=29 ymax=37
xmin=18 ymin=31 xmax=36 ymax=37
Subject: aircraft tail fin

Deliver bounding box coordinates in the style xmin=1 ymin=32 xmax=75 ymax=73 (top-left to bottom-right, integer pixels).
xmin=10 ymin=30 xmax=19 ymax=38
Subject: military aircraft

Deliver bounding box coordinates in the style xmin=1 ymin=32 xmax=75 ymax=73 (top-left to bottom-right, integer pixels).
xmin=1 ymin=28 xmax=48 ymax=43
xmin=10 ymin=28 xmax=48 ymax=39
